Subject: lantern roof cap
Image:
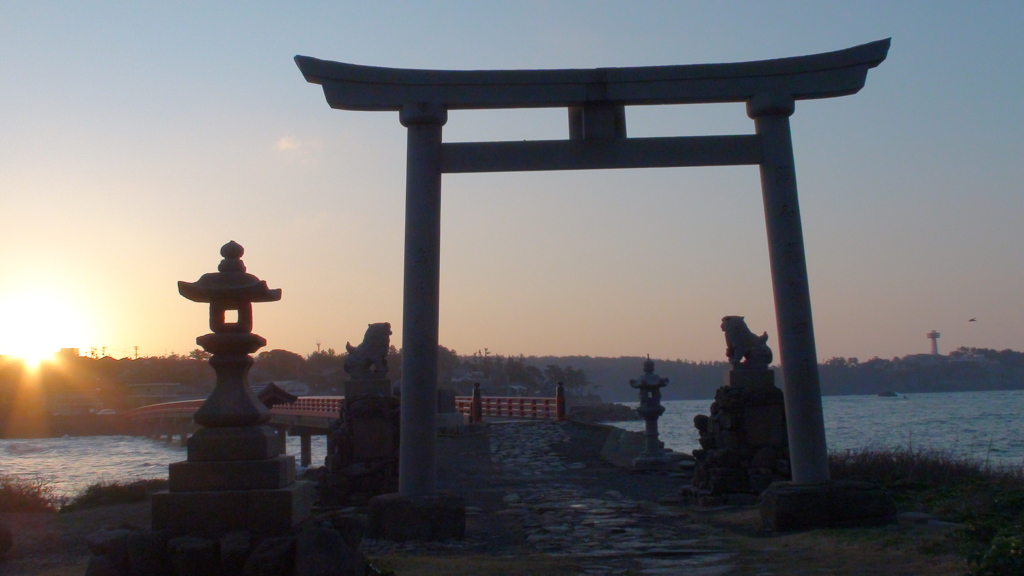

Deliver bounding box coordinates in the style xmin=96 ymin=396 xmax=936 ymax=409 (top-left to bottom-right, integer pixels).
xmin=631 ymin=355 xmax=669 ymax=389
xmin=178 ymin=241 xmax=282 ymax=304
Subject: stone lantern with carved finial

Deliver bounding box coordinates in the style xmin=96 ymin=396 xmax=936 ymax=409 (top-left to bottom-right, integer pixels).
xmin=152 ymin=241 xmax=312 ymax=536
xmin=177 ymin=240 xmax=281 ymax=428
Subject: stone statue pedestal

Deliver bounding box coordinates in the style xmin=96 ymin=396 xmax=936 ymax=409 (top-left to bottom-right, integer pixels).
xmin=323 ymin=379 xmax=401 ymax=507
xmin=344 ymin=379 xmax=392 ymax=400
xmin=691 ymin=369 xmax=790 ymax=499
xmin=725 ymin=369 xmax=775 ymax=388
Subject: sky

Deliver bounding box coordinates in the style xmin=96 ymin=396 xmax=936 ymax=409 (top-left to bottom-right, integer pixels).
xmin=1 ymin=1 xmax=1022 ymax=363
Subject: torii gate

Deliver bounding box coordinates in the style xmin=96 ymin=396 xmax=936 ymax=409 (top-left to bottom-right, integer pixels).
xmin=295 ymin=39 xmax=890 ymax=498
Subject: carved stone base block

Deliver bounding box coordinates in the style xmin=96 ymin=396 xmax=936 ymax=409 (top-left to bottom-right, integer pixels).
xmin=366 ymin=493 xmax=465 ymax=542
xmin=152 ymin=481 xmax=314 ymax=536
xmin=760 ymin=480 xmax=897 ymax=532
xmin=157 ymin=422 xmax=311 ymax=536
xmin=186 ymin=425 xmax=281 ymax=462
xmin=168 ymin=454 xmax=296 ymax=492
xmin=344 ymin=379 xmax=392 ymax=400
xmin=726 ymin=369 xmax=775 ymax=388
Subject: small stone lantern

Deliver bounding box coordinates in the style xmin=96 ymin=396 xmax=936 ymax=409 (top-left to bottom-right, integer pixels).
xmin=630 ymin=356 xmax=674 ymax=470
xmin=152 ymin=241 xmax=313 ymax=535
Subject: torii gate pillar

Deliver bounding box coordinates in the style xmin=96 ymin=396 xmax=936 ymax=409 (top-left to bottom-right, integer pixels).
xmin=398 ymin=103 xmax=447 ymax=497
xmin=748 ymin=93 xmax=829 ymax=483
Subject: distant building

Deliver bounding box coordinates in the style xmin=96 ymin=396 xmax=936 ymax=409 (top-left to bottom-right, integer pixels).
xmin=251 ymin=380 xmax=311 ymax=397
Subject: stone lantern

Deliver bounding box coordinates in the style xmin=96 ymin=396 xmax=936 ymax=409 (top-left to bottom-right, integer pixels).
xmin=152 ymin=241 xmax=313 ymax=535
xmin=630 ymin=356 xmax=674 ymax=470
xmin=177 ymin=240 xmax=280 ymax=430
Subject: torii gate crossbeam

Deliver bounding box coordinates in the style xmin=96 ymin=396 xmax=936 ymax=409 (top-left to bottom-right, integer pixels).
xmin=296 ymin=39 xmax=890 ymax=499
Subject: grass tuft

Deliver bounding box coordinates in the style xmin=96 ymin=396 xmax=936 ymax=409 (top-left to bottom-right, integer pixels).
xmin=829 ymin=447 xmax=1024 ymax=575
xmin=60 ymin=478 xmax=168 ymax=513
xmin=0 ymin=473 xmax=60 ymax=512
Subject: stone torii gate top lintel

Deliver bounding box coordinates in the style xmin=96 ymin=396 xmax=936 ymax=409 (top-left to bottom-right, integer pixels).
xmin=294 ymin=40 xmax=890 ymax=500
xmin=295 ymin=38 xmax=888 ymax=112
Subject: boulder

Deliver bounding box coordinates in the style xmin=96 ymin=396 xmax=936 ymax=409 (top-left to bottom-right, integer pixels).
xmin=243 ymin=536 xmax=296 ymax=576
xmin=294 ymin=526 xmax=363 ymax=576
xmin=84 ymin=555 xmax=121 ymax=576
xmin=86 ymin=528 xmax=131 ymax=558
xmin=126 ymin=531 xmax=169 ymax=576
xmin=85 ymin=528 xmax=132 ymax=573
xmin=168 ymin=536 xmax=219 ymax=576
xmin=220 ymin=531 xmax=253 ymax=576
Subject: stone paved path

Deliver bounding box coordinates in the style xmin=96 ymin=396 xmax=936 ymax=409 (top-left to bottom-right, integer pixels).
xmin=363 ymin=421 xmax=748 ymax=575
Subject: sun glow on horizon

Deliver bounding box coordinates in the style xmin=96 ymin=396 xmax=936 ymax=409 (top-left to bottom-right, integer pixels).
xmin=0 ymin=291 xmax=92 ymax=369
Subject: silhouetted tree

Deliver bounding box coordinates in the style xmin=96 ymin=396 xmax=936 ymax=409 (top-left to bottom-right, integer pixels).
xmin=306 ymin=348 xmax=344 ymax=375
xmin=188 ymin=348 xmax=212 ymax=361
xmin=437 ymin=346 xmax=460 ymax=384
xmin=255 ymin=349 xmax=307 ymax=380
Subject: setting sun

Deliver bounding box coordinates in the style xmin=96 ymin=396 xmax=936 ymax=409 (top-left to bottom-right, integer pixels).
xmin=0 ymin=291 xmax=91 ymax=367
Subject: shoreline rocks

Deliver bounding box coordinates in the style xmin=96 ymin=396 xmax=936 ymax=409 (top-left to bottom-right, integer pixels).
xmin=567 ymin=403 xmax=641 ymax=423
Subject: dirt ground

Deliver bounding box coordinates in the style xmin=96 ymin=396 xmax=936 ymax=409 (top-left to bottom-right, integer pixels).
xmin=0 ymin=502 xmax=150 ymax=576
xmin=0 ymin=502 xmax=964 ymax=576
xmin=370 ymin=506 xmax=964 ymax=576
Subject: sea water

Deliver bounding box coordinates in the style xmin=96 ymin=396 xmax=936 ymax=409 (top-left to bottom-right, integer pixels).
xmin=0 ymin=434 xmax=328 ymax=498
xmin=2 ymin=390 xmax=1023 ymax=498
xmin=616 ymin=390 xmax=1024 ymax=466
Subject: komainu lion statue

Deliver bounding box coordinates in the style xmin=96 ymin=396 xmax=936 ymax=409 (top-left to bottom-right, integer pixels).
xmin=721 ymin=316 xmax=773 ymax=370
xmin=344 ymin=322 xmax=392 ymax=380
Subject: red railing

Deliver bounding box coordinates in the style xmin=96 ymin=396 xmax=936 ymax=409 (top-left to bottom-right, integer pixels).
xmin=455 ymin=396 xmax=562 ymax=421
xmin=270 ymin=396 xmax=344 ymax=418
xmin=126 ymin=396 xmax=344 ymax=420
xmin=129 ymin=393 xmax=565 ymax=423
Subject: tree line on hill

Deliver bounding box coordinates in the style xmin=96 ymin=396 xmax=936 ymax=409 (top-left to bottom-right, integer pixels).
xmin=2 ymin=345 xmax=1023 ymax=428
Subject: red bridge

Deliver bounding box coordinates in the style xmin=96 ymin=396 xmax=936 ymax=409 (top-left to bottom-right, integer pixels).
xmin=126 ymin=393 xmax=564 ymax=466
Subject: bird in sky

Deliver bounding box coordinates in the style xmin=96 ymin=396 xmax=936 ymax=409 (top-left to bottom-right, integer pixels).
xmin=969 ymin=318 xmax=977 ymax=322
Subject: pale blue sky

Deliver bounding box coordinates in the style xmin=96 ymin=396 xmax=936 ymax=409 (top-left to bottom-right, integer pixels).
xmin=1 ymin=2 xmax=1022 ymax=361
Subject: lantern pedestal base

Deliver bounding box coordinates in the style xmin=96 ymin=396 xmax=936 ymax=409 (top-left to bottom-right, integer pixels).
xmin=152 ymin=481 xmax=314 ymax=536
xmin=154 ymin=424 xmax=312 ymax=536
xmin=168 ymin=454 xmax=296 ymax=492
xmin=186 ymin=425 xmax=281 ymax=462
